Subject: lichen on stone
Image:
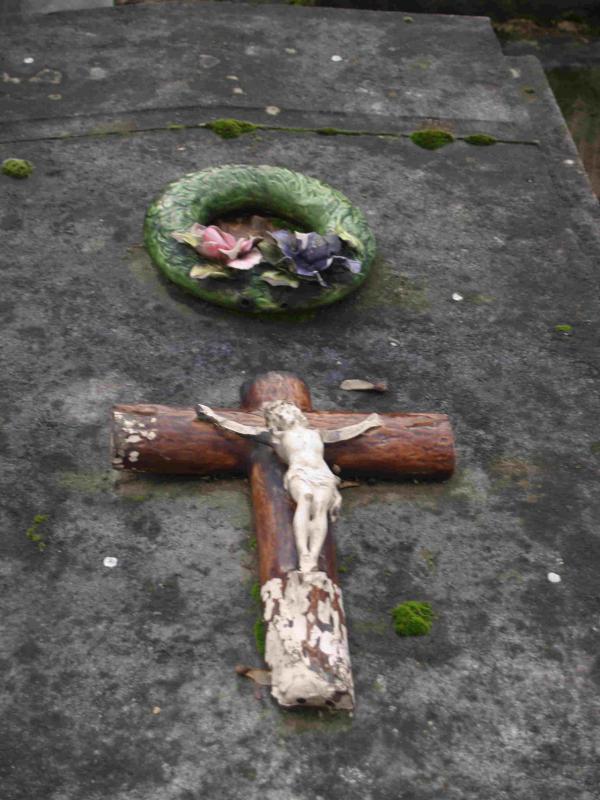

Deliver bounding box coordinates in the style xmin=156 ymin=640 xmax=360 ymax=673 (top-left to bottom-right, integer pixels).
xmin=205 ymin=118 xmax=259 ymax=139
xmin=26 ymin=514 xmax=49 ymax=551
xmin=410 ymin=129 xmax=454 ymax=150
xmin=391 ymin=600 xmax=434 ymax=636
xmin=2 ymin=158 xmax=34 ymax=179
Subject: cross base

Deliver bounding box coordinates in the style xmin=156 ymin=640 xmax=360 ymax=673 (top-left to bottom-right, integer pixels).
xmin=262 ymin=570 xmax=354 ymax=710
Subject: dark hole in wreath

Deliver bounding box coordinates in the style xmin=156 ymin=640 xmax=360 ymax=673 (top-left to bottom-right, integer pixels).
xmin=296 ymin=697 xmax=307 ymax=704
xmin=238 ymin=298 xmax=252 ymax=309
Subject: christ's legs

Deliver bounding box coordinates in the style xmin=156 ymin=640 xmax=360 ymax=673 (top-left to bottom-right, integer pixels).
xmin=287 ymin=477 xmax=313 ymax=570
xmin=307 ymin=512 xmax=327 ymax=570
xmin=305 ymin=489 xmax=332 ymax=571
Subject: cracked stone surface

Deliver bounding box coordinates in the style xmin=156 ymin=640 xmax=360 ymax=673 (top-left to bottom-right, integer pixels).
xmin=1 ymin=4 xmax=600 ymax=799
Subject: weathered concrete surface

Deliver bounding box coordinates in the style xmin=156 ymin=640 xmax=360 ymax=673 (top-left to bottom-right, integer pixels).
xmin=1 ymin=4 xmax=600 ymax=800
xmin=0 ymin=4 xmax=534 ymax=141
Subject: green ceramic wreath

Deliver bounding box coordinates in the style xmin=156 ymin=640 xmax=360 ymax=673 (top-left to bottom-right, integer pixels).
xmin=144 ymin=164 xmax=376 ymax=313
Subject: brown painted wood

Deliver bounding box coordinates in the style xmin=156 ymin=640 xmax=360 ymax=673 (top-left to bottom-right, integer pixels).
xmin=111 ymin=406 xmax=454 ymax=479
xmin=239 ymin=371 xmax=313 ymax=413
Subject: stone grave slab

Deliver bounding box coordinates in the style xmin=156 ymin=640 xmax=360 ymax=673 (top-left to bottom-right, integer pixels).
xmin=1 ymin=4 xmax=599 ymax=799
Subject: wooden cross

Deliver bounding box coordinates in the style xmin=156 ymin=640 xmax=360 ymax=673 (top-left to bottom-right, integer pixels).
xmin=111 ymin=371 xmax=454 ymax=710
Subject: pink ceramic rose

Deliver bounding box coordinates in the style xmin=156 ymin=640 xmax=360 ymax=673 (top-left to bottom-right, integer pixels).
xmin=172 ymin=223 xmax=262 ymax=270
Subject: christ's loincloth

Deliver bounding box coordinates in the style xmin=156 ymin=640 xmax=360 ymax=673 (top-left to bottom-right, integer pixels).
xmin=283 ymin=463 xmax=340 ymax=504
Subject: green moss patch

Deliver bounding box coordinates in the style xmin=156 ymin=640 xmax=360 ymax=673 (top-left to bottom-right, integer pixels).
xmin=26 ymin=514 xmax=49 ymax=551
xmin=253 ymin=619 xmax=266 ymax=655
xmin=250 ymin=581 xmax=261 ymax=604
xmin=554 ymin=323 xmax=573 ymax=333
xmin=410 ymin=129 xmax=454 ymax=150
xmin=464 ymin=133 xmax=497 ymax=146
xmin=392 ymin=601 xmax=434 ymax=636
xmin=2 ymin=158 xmax=34 ymax=179
xmin=205 ymin=118 xmax=260 ymax=139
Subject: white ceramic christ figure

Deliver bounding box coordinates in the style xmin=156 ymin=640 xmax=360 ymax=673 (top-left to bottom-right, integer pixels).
xmin=197 ymin=400 xmax=381 ymax=573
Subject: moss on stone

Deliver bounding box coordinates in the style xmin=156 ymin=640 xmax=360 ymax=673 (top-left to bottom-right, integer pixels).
xmin=420 ymin=547 xmax=437 ymax=573
xmin=410 ymin=129 xmax=454 ymax=150
xmin=354 ymin=618 xmax=388 ymax=635
xmin=464 ymin=133 xmax=497 ymax=146
xmin=391 ymin=601 xmax=434 ymax=636
xmin=2 ymin=158 xmax=34 ymax=179
xmin=26 ymin=514 xmax=48 ymax=551
xmin=355 ymin=258 xmax=429 ymax=312
xmin=554 ymin=323 xmax=573 ymax=333
xmin=254 ymin=619 xmax=266 ymax=655
xmin=463 ymin=292 xmax=495 ymax=304
xmin=250 ymin=581 xmax=261 ymax=604
xmin=58 ymin=470 xmax=114 ymax=493
xmin=205 ymin=118 xmax=259 ymax=139
xmin=167 ymin=123 xmax=186 ymax=131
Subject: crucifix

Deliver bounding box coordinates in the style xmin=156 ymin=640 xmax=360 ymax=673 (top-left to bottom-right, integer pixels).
xmin=111 ymin=371 xmax=454 ymax=710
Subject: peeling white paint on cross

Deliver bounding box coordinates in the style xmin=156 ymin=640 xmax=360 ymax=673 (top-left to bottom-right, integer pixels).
xmin=111 ymin=372 xmax=455 ymax=710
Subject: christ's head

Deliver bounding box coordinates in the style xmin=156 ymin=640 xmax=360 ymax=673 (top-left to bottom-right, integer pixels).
xmin=262 ymin=400 xmax=308 ymax=431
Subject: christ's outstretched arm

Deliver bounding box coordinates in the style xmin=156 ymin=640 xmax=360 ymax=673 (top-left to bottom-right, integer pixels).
xmin=196 ymin=404 xmax=273 ymax=445
xmin=319 ymin=413 xmax=382 ymax=444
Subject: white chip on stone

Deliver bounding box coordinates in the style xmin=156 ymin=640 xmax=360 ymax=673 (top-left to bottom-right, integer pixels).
xmin=285 ymin=48 xmax=297 ymax=54
xmin=24 ymin=57 xmax=34 ymax=64
xmin=103 ymin=557 xmax=118 ymax=568
xmin=452 ymin=292 xmax=464 ymax=301
xmin=265 ymin=105 xmax=280 ymax=116
xmin=331 ymin=55 xmax=343 ymax=62
xmin=233 ymin=87 xmax=244 ymax=95
xmin=547 ymin=572 xmax=561 ymax=583
xmin=226 ymin=75 xmax=239 ymax=80
xmin=563 ymin=159 xmax=575 ymax=166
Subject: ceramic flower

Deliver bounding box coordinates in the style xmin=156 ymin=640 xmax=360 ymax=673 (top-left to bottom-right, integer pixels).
xmin=269 ymin=231 xmax=361 ymax=284
xmin=172 ymin=223 xmax=262 ymax=270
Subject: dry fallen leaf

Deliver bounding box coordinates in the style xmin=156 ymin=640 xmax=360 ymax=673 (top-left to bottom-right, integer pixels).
xmin=235 ymin=665 xmax=272 ymax=686
xmin=339 ymin=480 xmax=360 ymax=490
xmin=340 ymin=379 xmax=388 ymax=393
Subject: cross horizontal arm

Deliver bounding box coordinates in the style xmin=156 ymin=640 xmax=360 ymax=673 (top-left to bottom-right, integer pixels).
xmin=111 ymin=404 xmax=455 ymax=479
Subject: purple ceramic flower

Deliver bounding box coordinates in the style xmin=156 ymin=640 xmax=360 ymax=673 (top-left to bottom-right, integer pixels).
xmin=270 ymin=231 xmax=361 ymax=283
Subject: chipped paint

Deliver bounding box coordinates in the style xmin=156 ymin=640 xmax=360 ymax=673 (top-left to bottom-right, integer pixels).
xmin=261 ymin=571 xmax=354 ymax=710
xmin=114 ymin=414 xmax=159 ymax=466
